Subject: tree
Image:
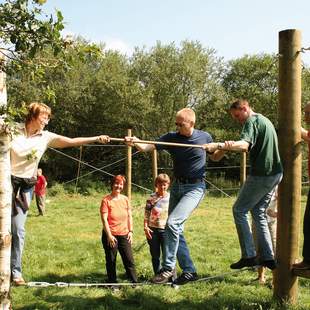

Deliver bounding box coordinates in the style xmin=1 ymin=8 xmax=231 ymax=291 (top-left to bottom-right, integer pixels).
xmin=222 ymin=53 xmax=279 ymax=122
xmin=0 ymin=0 xmax=65 ymax=67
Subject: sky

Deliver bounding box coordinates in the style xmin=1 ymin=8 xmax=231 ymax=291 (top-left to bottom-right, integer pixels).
xmin=24 ymin=1 xmax=310 ymax=66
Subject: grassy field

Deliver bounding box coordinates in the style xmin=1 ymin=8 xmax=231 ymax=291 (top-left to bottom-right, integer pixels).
xmin=11 ymin=192 xmax=310 ymax=310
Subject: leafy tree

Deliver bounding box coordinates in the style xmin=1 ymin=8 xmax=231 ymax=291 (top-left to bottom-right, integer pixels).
xmin=7 ymin=40 xmax=227 ymax=184
xmin=0 ymin=0 xmax=65 ymax=67
xmin=129 ymin=41 xmax=224 ymax=137
xmin=222 ymin=53 xmax=279 ymax=124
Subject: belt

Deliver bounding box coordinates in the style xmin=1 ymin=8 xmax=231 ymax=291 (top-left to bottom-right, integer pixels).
xmin=175 ymin=177 xmax=204 ymax=184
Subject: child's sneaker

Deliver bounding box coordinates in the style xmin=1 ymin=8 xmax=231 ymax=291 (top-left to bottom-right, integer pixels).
xmin=151 ymin=269 xmax=174 ymax=284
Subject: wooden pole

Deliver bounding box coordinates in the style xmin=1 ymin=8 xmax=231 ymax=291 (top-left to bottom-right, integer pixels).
xmin=0 ymin=51 xmax=12 ymax=309
xmin=240 ymin=152 xmax=246 ymax=185
xmin=110 ymin=137 xmax=205 ymax=149
xmin=274 ymin=29 xmax=302 ymax=304
xmin=126 ymin=129 xmax=132 ymax=201
xmin=152 ymin=149 xmax=158 ymax=186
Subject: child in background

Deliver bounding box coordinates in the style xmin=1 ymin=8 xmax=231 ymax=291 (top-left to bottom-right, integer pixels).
xmin=34 ymin=168 xmax=47 ymax=216
xmin=253 ymin=187 xmax=278 ymax=284
xmin=100 ymin=175 xmax=137 ymax=283
xmin=144 ymin=174 xmax=170 ymax=275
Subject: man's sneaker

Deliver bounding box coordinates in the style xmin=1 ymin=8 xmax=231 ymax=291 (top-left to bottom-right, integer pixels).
xmin=173 ymin=272 xmax=198 ymax=285
xmin=230 ymin=256 xmax=259 ymax=269
xmin=261 ymin=259 xmax=277 ymax=270
xmin=151 ymin=269 xmax=174 ymax=284
xmin=292 ymin=260 xmax=310 ymax=270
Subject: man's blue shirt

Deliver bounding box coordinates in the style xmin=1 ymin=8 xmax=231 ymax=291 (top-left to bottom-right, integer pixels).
xmin=156 ymin=129 xmax=213 ymax=179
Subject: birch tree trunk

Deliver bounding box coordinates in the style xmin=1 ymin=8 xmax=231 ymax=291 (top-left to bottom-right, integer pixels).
xmin=0 ymin=52 xmax=12 ymax=309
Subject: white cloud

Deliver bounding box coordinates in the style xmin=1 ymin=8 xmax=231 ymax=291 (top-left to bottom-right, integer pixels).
xmin=61 ymin=28 xmax=134 ymax=56
xmin=104 ymin=38 xmax=134 ymax=55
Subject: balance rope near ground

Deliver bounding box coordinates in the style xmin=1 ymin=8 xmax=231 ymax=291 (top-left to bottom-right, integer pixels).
xmin=25 ymin=267 xmax=256 ymax=289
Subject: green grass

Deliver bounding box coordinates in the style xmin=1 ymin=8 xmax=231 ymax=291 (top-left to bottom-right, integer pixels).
xmin=11 ymin=192 xmax=310 ymax=310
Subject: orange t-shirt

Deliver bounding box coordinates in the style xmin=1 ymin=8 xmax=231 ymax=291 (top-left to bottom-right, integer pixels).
xmin=100 ymin=194 xmax=131 ymax=236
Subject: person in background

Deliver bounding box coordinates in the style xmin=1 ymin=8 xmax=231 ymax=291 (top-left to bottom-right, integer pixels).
xmin=34 ymin=168 xmax=47 ymax=216
xmin=100 ymin=175 xmax=137 ymax=283
xmin=293 ymin=102 xmax=310 ymax=270
xmin=253 ymin=187 xmax=278 ymax=284
xmin=144 ymin=174 xmax=171 ymax=275
xmin=4 ymin=102 xmax=110 ymax=286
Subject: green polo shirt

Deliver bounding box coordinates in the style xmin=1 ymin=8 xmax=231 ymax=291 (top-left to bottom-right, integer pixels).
xmin=240 ymin=114 xmax=283 ymax=176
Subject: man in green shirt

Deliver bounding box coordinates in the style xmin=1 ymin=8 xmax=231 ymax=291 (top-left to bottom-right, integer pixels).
xmin=205 ymin=99 xmax=283 ymax=270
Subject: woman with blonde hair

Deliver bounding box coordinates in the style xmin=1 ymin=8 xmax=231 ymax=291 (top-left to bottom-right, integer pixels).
xmin=6 ymin=102 xmax=110 ymax=285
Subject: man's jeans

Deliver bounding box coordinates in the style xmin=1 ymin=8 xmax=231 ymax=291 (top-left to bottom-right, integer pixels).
xmin=11 ymin=187 xmax=33 ymax=279
xmin=233 ymin=172 xmax=282 ymax=261
xmin=163 ymin=181 xmax=206 ymax=272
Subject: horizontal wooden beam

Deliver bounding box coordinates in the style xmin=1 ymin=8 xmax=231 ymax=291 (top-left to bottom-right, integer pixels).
xmin=292 ymin=268 xmax=310 ymax=279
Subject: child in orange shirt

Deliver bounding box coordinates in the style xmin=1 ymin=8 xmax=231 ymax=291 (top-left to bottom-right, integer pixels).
xmin=100 ymin=175 xmax=137 ymax=283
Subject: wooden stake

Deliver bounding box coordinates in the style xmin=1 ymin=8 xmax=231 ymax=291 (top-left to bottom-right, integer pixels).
xmin=126 ymin=129 xmax=132 ymax=201
xmin=274 ymin=29 xmax=302 ymax=304
xmin=152 ymin=149 xmax=158 ymax=186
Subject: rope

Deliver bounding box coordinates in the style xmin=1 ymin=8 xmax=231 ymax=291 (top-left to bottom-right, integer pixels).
xmin=49 ymin=147 xmax=235 ymax=196
xmin=25 ymin=267 xmax=254 ymax=288
xmin=26 ymin=281 xmax=169 ymax=288
xmin=301 ymin=47 xmax=310 ymax=53
xmin=195 ymin=266 xmax=258 ymax=282
xmin=204 ymin=178 xmax=231 ymax=198
xmin=62 ymin=150 xmax=141 ymax=185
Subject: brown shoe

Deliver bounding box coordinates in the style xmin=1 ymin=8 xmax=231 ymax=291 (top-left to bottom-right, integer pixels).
xmin=292 ymin=261 xmax=310 ymax=270
xmin=12 ymin=277 xmax=26 ymax=286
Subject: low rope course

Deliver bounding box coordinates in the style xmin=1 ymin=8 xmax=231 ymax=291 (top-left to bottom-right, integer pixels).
xmin=50 ymin=145 xmax=234 ymax=197
xmin=49 ymin=147 xmax=153 ymax=193
xmin=62 ymin=150 xmax=141 ymax=185
xmin=50 ymin=138 xmax=309 ymax=197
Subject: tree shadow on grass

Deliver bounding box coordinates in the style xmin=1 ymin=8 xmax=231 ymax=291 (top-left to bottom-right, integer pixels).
xmin=15 ymin=271 xmax=308 ymax=310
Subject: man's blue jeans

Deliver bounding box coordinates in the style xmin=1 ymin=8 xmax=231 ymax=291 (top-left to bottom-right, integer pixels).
xmin=163 ymin=181 xmax=206 ymax=272
xmin=233 ymin=172 xmax=282 ymax=261
xmin=11 ymin=187 xmax=33 ymax=279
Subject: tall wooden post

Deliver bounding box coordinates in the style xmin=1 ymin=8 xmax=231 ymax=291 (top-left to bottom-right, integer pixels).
xmin=274 ymin=29 xmax=302 ymax=304
xmin=0 ymin=52 xmax=12 ymax=309
xmin=126 ymin=129 xmax=132 ymax=200
xmin=240 ymin=152 xmax=246 ymax=185
xmin=152 ymin=149 xmax=158 ymax=186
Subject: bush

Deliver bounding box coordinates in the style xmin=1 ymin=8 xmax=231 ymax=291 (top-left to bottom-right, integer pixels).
xmin=48 ymin=182 xmax=68 ymax=197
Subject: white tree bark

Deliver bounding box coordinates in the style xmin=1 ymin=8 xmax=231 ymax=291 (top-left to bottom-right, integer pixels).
xmin=0 ymin=52 xmax=11 ymax=310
